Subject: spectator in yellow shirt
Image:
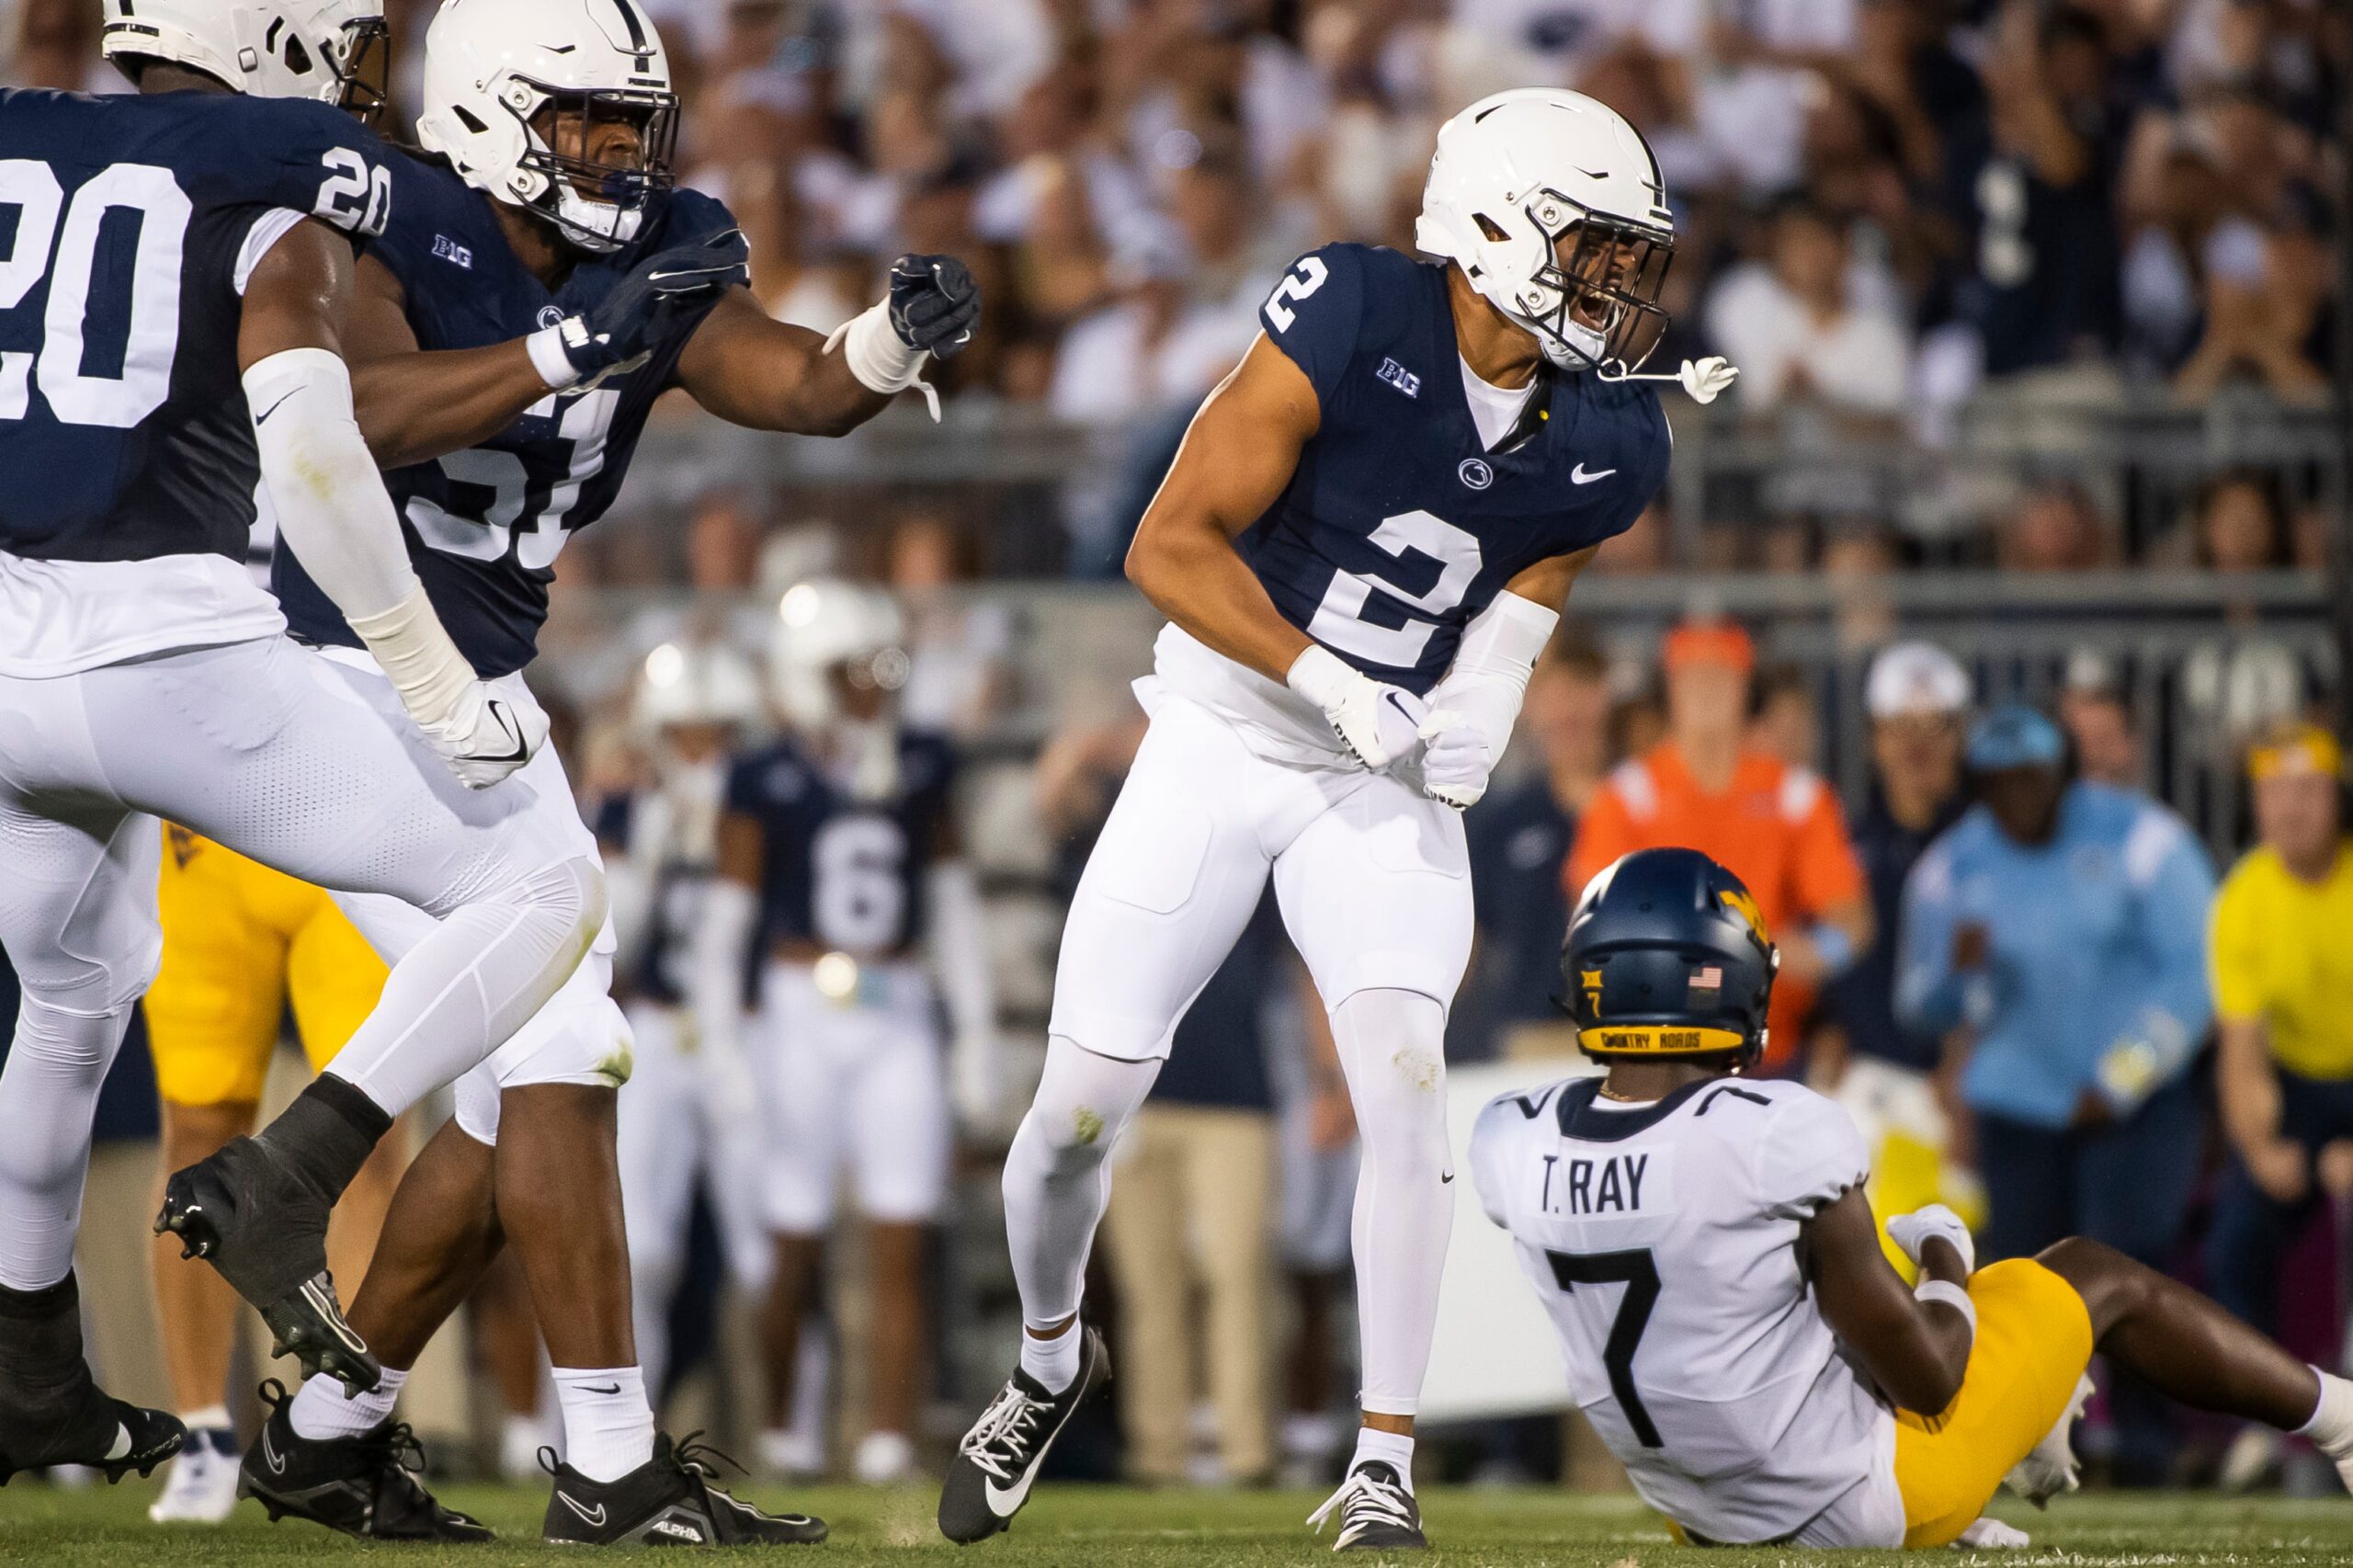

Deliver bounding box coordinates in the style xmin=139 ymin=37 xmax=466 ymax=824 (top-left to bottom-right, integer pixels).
xmin=2205 ymin=724 xmax=2353 ymax=1405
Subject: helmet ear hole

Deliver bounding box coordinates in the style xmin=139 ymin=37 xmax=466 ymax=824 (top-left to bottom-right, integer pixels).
xmin=1473 ymin=212 xmax=1510 ymax=243
xmin=283 ymin=33 xmax=312 ymax=75
xmin=454 ymin=104 xmax=490 ymax=134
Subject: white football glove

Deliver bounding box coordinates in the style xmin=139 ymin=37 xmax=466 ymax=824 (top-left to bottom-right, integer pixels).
xmin=1417 ymin=709 xmax=1494 ymax=810
xmin=1887 ymin=1204 xmax=1976 ymax=1278
xmin=418 ymin=680 xmax=549 ymax=790
xmin=1287 ymin=645 xmax=1427 ymax=771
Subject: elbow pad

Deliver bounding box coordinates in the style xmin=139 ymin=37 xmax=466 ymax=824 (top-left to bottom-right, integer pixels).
xmin=1426 ymin=590 xmax=1561 ymax=764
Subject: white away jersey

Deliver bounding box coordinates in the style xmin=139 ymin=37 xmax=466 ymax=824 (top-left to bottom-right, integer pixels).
xmin=1469 ymin=1074 xmax=1901 ymax=1545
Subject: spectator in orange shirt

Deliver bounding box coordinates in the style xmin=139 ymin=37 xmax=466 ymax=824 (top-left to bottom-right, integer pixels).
xmin=1565 ymin=620 xmax=1873 ymax=1074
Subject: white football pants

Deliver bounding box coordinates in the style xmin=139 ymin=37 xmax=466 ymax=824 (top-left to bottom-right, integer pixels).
xmin=1006 ymin=690 xmax=1472 ymax=1416
xmin=0 ymin=634 xmax=602 ymax=1290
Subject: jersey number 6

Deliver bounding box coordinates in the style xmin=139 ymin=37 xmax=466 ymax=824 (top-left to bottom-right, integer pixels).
xmin=1547 ymin=1247 xmax=1664 ymax=1449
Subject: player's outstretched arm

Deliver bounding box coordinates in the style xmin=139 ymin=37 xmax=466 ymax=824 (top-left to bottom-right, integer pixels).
xmin=1804 ymin=1187 xmax=1974 ymax=1416
xmin=240 ymin=222 xmax=542 ymax=789
xmin=1125 ymin=335 xmax=1322 ymax=681
xmin=1417 ymin=549 xmax=1597 ymax=809
xmin=676 ymin=255 xmax=982 ymax=435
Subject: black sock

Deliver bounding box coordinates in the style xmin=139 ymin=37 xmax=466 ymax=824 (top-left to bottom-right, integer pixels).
xmin=252 ymin=1074 xmax=392 ymax=1204
xmin=0 ymin=1270 xmax=89 ymax=1407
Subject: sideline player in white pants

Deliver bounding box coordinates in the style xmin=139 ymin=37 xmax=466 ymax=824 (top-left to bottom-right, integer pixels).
xmin=704 ymin=581 xmax=996 ymax=1485
xmin=0 ymin=0 xmax=605 ymax=1483
xmin=940 ymin=88 xmax=1735 ymax=1551
xmin=604 ymin=641 xmax=775 ymax=1400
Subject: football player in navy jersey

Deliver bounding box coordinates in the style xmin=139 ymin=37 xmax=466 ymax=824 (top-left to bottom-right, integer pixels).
xmin=702 ymin=581 xmax=995 ymax=1487
xmin=237 ymin=0 xmax=980 ymax=1544
xmin=0 ymin=0 xmax=624 ymax=1487
xmin=940 ymin=88 xmax=1733 ymax=1551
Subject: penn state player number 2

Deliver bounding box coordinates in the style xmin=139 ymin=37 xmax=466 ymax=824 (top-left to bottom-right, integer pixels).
xmin=0 ymin=160 xmax=188 ymax=427
xmin=1306 ymin=508 xmax=1482 ymax=667
xmin=1546 ymin=1247 xmax=1665 ymax=1449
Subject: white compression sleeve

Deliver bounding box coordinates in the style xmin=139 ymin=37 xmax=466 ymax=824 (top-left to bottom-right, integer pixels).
xmin=243 ymin=347 xmax=416 ymax=620
xmin=1424 ymin=590 xmax=1559 ymax=766
xmin=244 ymin=347 xmax=479 ymax=733
xmin=824 ymin=300 xmax=939 ymax=421
xmin=926 ymin=860 xmax=998 ymax=1121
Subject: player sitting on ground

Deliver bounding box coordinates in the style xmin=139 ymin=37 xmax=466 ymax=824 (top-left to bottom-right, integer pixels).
xmin=1470 ymin=846 xmax=2353 ymax=1549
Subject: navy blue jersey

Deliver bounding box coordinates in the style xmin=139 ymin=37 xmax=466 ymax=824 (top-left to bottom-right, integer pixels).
xmin=0 ymin=89 xmax=391 ymax=562
xmin=1248 ymin=244 xmax=1668 ymax=695
xmin=724 ymin=730 xmax=958 ymax=960
xmin=274 ymin=160 xmax=740 ymax=676
xmin=594 ymin=790 xmax=719 ymax=1008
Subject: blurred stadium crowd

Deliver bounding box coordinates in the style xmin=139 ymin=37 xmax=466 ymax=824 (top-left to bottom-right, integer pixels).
xmin=4 ymin=0 xmax=2351 ymax=1511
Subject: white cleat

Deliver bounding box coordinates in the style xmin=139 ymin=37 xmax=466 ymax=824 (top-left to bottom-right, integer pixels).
xmin=2005 ymin=1373 xmax=2094 ymax=1507
xmin=853 ymin=1429 xmax=918 ymax=1485
xmin=500 ymin=1413 xmax=551 ymax=1482
xmin=147 ymin=1426 xmax=240 ymax=1524
xmin=2216 ymin=1425 xmax=2281 ymax=1493
xmin=758 ymin=1425 xmax=825 ymax=1482
xmin=1952 ymin=1516 xmax=2031 ymax=1549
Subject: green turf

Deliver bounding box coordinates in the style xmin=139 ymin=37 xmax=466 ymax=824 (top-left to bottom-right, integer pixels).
xmin=5 ymin=1478 xmax=2352 ymax=1564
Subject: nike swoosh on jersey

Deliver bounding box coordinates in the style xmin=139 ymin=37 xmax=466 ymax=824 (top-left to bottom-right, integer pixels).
xmin=1571 ymin=464 xmax=1616 ymax=484
xmin=557 ymin=1493 xmax=608 ymax=1528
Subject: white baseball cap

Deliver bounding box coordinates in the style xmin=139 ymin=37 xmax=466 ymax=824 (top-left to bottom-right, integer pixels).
xmin=1866 ymin=642 xmax=1971 ymax=720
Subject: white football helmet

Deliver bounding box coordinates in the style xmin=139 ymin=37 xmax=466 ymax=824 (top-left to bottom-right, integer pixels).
xmin=633 ymin=640 xmax=762 ymax=736
xmin=102 ymin=0 xmax=389 ymax=115
xmin=1417 ymin=88 xmax=1676 ymax=374
xmin=768 ymin=579 xmax=909 ymax=733
xmin=415 ymin=0 xmax=681 ymax=254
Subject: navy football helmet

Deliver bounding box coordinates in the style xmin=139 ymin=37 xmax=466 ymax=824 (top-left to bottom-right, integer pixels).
xmin=1561 ymin=847 xmax=1778 ymax=1066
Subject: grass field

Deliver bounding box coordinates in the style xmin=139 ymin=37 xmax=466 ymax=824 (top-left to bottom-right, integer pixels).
xmin=6 ymin=1480 xmax=2353 ymax=1565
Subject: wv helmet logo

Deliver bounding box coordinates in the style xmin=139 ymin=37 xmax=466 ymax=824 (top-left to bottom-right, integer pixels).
xmin=1718 ymin=886 xmax=1771 ymax=949
xmin=1458 ymin=457 xmax=1494 ymax=490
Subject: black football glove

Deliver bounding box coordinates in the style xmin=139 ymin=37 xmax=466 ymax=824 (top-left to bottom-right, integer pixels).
xmin=559 ymin=227 xmax=752 ymax=379
xmin=887 ymin=253 xmax=981 ymax=358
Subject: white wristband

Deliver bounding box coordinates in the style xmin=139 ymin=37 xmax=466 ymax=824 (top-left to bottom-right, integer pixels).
xmin=1286 ymin=643 xmax=1360 ymax=710
xmin=1915 ymin=1278 xmax=1977 ymax=1339
xmin=824 ymin=299 xmax=938 ymax=420
xmin=526 ymin=324 xmax=583 ymax=390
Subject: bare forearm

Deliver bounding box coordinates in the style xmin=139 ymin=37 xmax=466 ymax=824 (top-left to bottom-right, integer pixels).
xmin=354 ymin=341 xmax=549 ymax=470
xmin=1128 ymin=523 xmax=1311 ymax=683
xmin=2217 ymin=1022 xmax=2284 ymax=1153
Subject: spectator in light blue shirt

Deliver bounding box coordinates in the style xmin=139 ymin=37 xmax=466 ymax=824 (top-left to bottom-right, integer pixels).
xmin=1897 ymin=704 xmax=2215 ymax=1482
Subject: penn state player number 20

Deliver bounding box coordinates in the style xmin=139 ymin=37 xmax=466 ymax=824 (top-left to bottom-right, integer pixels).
xmin=0 ymin=160 xmax=189 ymax=427
xmin=1547 ymin=1247 xmax=1665 ymax=1449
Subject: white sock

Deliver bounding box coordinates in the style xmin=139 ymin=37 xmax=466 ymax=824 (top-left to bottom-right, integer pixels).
xmin=178 ymin=1403 xmax=232 ymax=1433
xmin=1332 ymin=990 xmax=1454 ymax=1420
xmin=551 ymin=1366 xmax=654 ymax=1483
xmin=1351 ymin=1425 xmax=1416 ymax=1492
xmin=1001 ymin=1037 xmax=1157 ymax=1352
xmin=290 ymin=1366 xmax=406 ymax=1440
xmin=2295 ymin=1368 xmax=2353 ymax=1454
xmin=1019 ymin=1319 xmax=1082 ymax=1394
xmin=327 ymin=858 xmax=600 ymax=1119
xmin=0 ymin=996 xmax=133 ymax=1290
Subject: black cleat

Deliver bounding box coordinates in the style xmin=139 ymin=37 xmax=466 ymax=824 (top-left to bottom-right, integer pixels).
xmin=542 ymin=1433 xmax=827 ymax=1546
xmin=938 ymin=1325 xmax=1109 ymax=1544
xmin=156 ymin=1138 xmax=379 ymax=1393
xmin=0 ymin=1271 xmax=184 ymax=1487
xmin=237 ymin=1380 xmax=492 ymax=1541
xmin=1307 ymin=1461 xmax=1428 ymax=1551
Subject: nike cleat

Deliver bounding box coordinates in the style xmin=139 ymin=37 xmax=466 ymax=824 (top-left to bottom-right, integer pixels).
xmin=238 ymin=1380 xmax=492 ymax=1542
xmin=0 ymin=1271 xmax=184 ymax=1487
xmin=2004 ymin=1372 xmax=2093 ymax=1508
xmin=156 ymin=1138 xmax=379 ymax=1393
xmin=1307 ymin=1460 xmax=1428 ymax=1551
xmin=938 ymin=1325 xmax=1109 ymax=1544
xmin=149 ymin=1425 xmax=241 ymax=1522
xmin=542 ymin=1433 xmax=826 ymax=1545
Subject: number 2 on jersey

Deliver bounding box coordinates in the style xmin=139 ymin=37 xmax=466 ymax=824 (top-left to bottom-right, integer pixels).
xmin=1547 ymin=1247 xmax=1664 ymax=1448
xmin=1262 ymin=255 xmax=1327 ymax=332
